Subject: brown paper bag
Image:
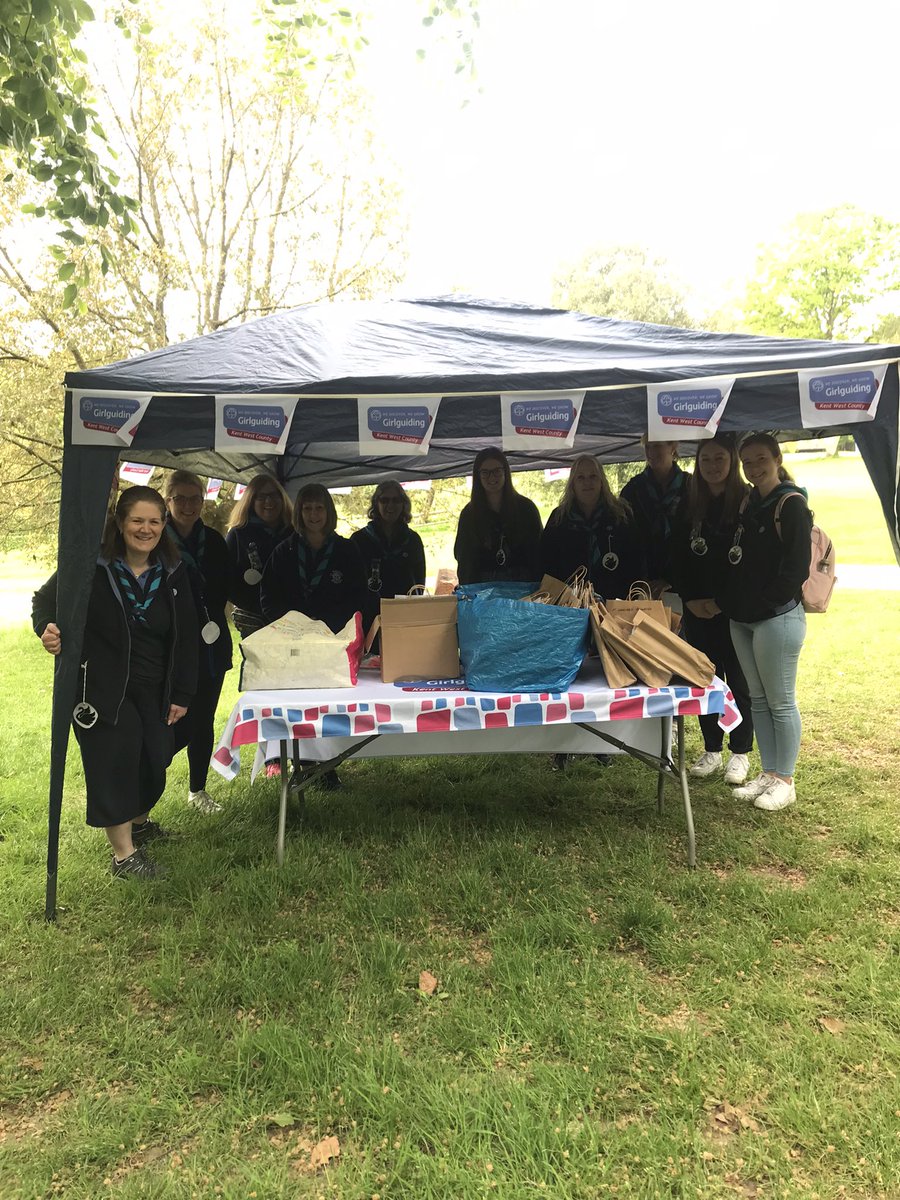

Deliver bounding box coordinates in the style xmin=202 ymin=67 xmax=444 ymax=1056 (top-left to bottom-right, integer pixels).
xmin=522 ymin=573 xmax=576 ymax=606
xmin=590 ymin=604 xmax=637 ymax=686
xmin=628 ymin=610 xmax=715 ymax=687
xmin=379 ymin=595 xmax=459 ymax=682
xmin=434 ymin=567 xmax=459 ymax=596
xmin=594 ymin=602 xmax=673 ymax=687
xmin=605 ymin=595 xmax=670 ymax=627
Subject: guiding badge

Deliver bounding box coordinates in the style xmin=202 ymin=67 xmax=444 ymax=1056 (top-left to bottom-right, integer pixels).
xmin=244 ymin=568 xmax=262 ymax=586
xmin=201 ymin=620 xmax=220 ymax=644
xmin=73 ymin=662 xmax=98 ymax=729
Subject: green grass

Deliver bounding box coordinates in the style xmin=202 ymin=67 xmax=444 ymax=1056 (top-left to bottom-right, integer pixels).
xmin=2 ymin=586 xmax=900 ymax=1198
xmin=782 ymin=453 xmax=896 ymax=565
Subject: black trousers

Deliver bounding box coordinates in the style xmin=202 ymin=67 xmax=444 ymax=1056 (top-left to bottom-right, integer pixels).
xmin=75 ymin=682 xmax=172 ymax=827
xmin=171 ymin=669 xmax=226 ymax=791
xmin=682 ymin=610 xmax=754 ymax=754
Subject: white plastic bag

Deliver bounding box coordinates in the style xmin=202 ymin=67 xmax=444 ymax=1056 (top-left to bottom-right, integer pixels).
xmin=239 ymin=611 xmax=363 ymax=690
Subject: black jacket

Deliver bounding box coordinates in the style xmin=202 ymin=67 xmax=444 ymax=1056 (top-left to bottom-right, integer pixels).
xmin=349 ymin=522 xmax=427 ymax=631
xmin=260 ymin=532 xmax=367 ymax=633
xmin=168 ymin=518 xmax=233 ymax=677
xmin=454 ymin=495 xmax=543 ymax=585
xmin=540 ymin=504 xmax=647 ymax=601
xmin=669 ymin=489 xmax=748 ymax=603
xmin=225 ymin=520 xmax=292 ymax=614
xmin=32 ymin=559 xmax=198 ymax=725
xmin=716 ymin=487 xmax=812 ymax=623
xmin=620 ymin=465 xmax=690 ymax=583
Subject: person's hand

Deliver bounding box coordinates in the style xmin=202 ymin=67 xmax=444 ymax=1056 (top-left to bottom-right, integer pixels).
xmin=167 ymin=704 xmax=188 ymax=726
xmin=40 ymin=622 xmax=62 ymax=655
xmin=686 ymin=598 xmax=718 ymax=619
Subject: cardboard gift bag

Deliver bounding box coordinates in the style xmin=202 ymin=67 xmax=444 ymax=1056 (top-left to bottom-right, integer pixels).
xmin=239 ymin=611 xmax=363 ymax=690
xmin=374 ymin=594 xmax=459 ymax=682
xmin=594 ymin=604 xmax=673 ymax=688
xmin=589 ymin=603 xmax=637 ymax=687
xmin=626 ymin=611 xmax=715 ymax=688
xmin=604 ymin=581 xmax=670 ymax=629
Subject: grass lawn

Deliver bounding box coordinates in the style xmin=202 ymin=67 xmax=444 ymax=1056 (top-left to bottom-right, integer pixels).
xmin=2 ymin=579 xmax=899 ymax=1199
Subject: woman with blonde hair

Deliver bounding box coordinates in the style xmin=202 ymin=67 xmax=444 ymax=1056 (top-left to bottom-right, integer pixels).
xmin=164 ymin=469 xmax=233 ymax=815
xmin=540 ymin=455 xmax=646 ymax=600
xmin=225 ymin=474 xmax=293 ymax=636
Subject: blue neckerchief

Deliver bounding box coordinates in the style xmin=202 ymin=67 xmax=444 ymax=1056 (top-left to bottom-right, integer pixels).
xmin=168 ymin=518 xmax=205 ymax=570
xmin=114 ymin=559 xmax=163 ymax=625
xmin=568 ymin=505 xmax=610 ymax=569
xmin=747 ymin=482 xmax=808 ymax=514
xmin=297 ymin=535 xmax=335 ymax=596
xmin=361 ymin=521 xmax=410 ymax=560
xmin=638 ymin=465 xmax=686 ymax=538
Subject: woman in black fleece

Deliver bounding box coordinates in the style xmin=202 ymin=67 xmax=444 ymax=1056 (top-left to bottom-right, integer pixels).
xmin=454 ymin=447 xmax=543 ymax=585
xmin=225 ymin=474 xmax=293 ymax=636
xmin=715 ymin=434 xmax=811 ymax=814
xmin=32 ymin=487 xmax=197 ymax=879
xmin=670 ymin=434 xmax=754 ymax=785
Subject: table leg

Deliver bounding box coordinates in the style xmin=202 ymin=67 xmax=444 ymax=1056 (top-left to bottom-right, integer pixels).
xmin=675 ymin=716 xmax=696 ymax=868
xmin=276 ymin=739 xmax=289 ymax=867
xmin=657 ymin=717 xmax=669 ymax=815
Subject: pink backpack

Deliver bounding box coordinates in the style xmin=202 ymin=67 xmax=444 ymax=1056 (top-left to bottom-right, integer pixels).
xmin=774 ymin=492 xmax=837 ymax=614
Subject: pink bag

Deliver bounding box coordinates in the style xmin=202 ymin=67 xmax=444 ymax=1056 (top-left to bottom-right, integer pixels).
xmin=774 ymin=493 xmax=837 ymax=614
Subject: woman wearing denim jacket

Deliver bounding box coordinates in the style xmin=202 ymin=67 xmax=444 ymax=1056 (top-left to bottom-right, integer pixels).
xmin=715 ymin=434 xmax=811 ymax=812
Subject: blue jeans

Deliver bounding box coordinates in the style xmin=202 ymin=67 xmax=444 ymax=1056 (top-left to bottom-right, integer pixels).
xmin=729 ymin=605 xmax=806 ymax=777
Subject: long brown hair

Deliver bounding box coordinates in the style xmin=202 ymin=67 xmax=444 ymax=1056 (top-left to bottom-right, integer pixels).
xmin=101 ymin=486 xmax=179 ymax=567
xmin=227 ymin=474 xmax=292 ymax=530
xmin=686 ymin=434 xmax=748 ymax=525
xmin=551 ymin=455 xmax=632 ymax=525
xmin=467 ymin=447 xmax=530 ymax=543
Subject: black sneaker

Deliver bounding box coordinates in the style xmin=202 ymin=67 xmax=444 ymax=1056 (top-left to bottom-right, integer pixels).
xmin=551 ymin=754 xmax=569 ymax=772
xmin=131 ymin=819 xmax=173 ymax=847
xmin=316 ymin=769 xmax=342 ymax=791
xmin=111 ymin=848 xmax=166 ymax=880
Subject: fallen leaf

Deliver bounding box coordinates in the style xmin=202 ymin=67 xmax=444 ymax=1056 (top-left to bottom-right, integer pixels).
xmin=818 ymin=1016 xmax=846 ymax=1036
xmin=309 ymin=1135 xmax=340 ymax=1169
xmin=268 ymin=1111 xmax=296 ymax=1128
xmin=419 ymin=970 xmax=439 ymax=995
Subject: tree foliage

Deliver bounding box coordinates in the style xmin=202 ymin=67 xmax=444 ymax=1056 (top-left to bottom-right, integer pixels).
xmin=740 ymin=205 xmax=900 ymax=341
xmin=0 ymin=0 xmax=139 ymax=262
xmin=552 ymin=243 xmax=692 ymax=327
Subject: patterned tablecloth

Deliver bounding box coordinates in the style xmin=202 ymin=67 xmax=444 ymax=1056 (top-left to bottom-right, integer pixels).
xmin=212 ymin=660 xmax=741 ymax=781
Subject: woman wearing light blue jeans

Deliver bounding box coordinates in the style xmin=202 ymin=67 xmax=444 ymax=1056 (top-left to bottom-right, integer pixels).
xmin=714 ymin=434 xmax=811 ymax=812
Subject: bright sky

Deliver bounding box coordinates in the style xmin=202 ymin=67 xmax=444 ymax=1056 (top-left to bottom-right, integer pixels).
xmin=93 ymin=0 xmax=900 ymax=317
xmin=354 ymin=0 xmax=900 ymax=314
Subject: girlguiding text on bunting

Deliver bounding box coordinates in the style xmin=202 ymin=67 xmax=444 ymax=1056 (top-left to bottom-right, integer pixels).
xmin=357 ymin=396 xmax=442 ymax=456
xmin=798 ymin=361 xmax=889 ymax=428
xmin=646 ymin=375 xmax=735 ymax=441
xmin=500 ymin=391 xmax=585 ymax=452
xmin=214 ymin=395 xmax=299 ymax=455
xmin=71 ymin=391 xmax=154 ymax=447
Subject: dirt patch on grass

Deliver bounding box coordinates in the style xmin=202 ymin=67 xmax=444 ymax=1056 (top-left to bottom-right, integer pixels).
xmin=747 ymin=865 xmax=808 ymax=889
xmin=652 ymin=1002 xmax=708 ymax=1032
xmin=0 ymin=1086 xmax=72 ymax=1145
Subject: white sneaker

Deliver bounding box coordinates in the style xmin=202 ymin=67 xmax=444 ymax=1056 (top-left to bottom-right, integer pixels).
xmin=754 ymin=778 xmax=796 ymax=812
xmin=732 ymin=772 xmax=775 ymax=801
xmin=188 ymin=789 xmax=223 ymax=815
xmin=689 ymin=751 xmax=723 ymax=778
xmin=723 ymin=753 xmax=750 ymax=786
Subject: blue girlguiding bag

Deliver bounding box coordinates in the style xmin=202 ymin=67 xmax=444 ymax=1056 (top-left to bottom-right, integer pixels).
xmin=457 ymin=592 xmax=589 ymax=692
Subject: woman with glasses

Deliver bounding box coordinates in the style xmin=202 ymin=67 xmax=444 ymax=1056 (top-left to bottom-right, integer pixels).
xmin=454 ymin=447 xmax=543 ymax=585
xmin=163 ymin=470 xmax=233 ymax=815
xmin=350 ymin=480 xmax=426 ymax=635
xmin=225 ymin=474 xmax=293 ymax=636
xmin=32 ymin=487 xmax=197 ymax=879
